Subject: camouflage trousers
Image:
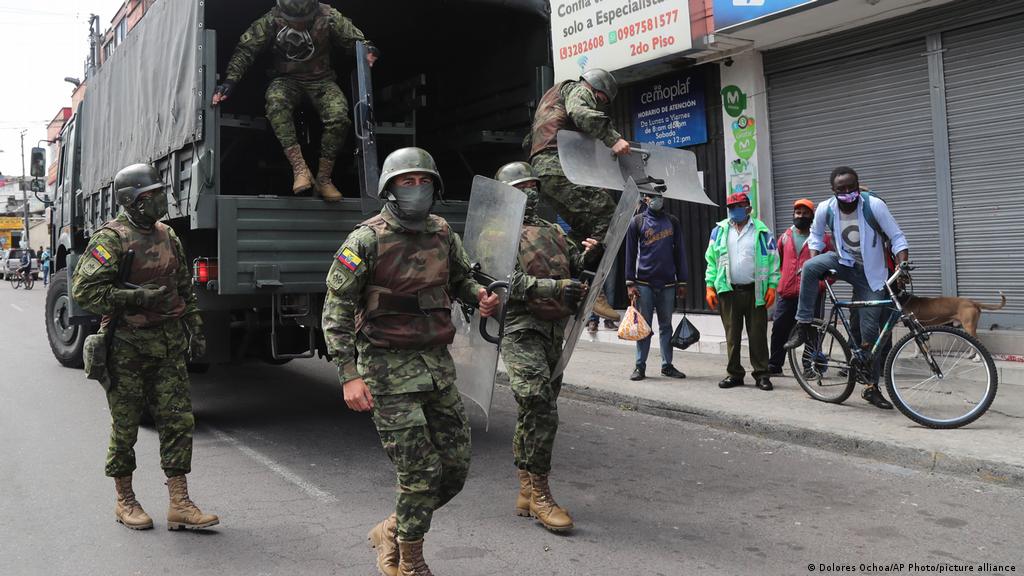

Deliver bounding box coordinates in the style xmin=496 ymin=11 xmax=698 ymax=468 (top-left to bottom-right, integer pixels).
xmin=372 ymin=384 xmax=471 ymax=541
xmin=265 ymin=76 xmax=351 ymax=160
xmin=532 ymin=150 xmax=616 ymax=245
xmin=105 ymin=340 xmax=194 ymax=478
xmin=501 ymin=327 xmax=564 ymax=475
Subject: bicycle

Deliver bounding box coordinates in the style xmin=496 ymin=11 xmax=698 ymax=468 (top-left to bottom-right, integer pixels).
xmin=788 ymin=262 xmax=997 ymax=429
xmin=9 ymin=268 xmax=35 ymax=290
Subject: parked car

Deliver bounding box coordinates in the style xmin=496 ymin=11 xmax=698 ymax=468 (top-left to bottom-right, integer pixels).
xmin=1 ymin=248 xmax=38 ymax=280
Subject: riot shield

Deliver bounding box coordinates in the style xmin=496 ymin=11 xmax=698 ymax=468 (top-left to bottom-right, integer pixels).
xmin=556 ymin=130 xmax=716 ymax=206
xmin=451 ymin=176 xmax=527 ymax=427
xmin=551 ymin=177 xmax=642 ymax=379
xmin=351 ymin=41 xmax=381 ymax=214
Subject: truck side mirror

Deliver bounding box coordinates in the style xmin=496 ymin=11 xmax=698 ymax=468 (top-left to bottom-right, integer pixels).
xmin=30 ymin=147 xmax=46 ymax=178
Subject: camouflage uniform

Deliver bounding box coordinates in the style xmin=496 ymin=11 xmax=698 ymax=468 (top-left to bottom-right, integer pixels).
xmin=72 ymin=213 xmax=199 ymax=478
xmin=529 ymin=80 xmax=622 ymax=245
xmin=225 ymin=4 xmax=366 ymax=160
xmin=502 ymin=210 xmax=585 ymax=474
xmin=322 ymin=207 xmax=484 ymax=541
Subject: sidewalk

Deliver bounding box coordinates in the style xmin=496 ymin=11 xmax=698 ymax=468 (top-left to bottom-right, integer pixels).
xmin=500 ymin=332 xmax=1024 ymax=488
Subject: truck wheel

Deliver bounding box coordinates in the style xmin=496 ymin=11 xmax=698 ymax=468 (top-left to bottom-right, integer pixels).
xmin=46 ymin=273 xmax=90 ymax=368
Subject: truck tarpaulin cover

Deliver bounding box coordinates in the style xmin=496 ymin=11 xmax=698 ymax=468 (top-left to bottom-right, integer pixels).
xmin=82 ymin=0 xmax=201 ymax=195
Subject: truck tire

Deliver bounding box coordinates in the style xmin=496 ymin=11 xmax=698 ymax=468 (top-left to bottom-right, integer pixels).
xmin=46 ymin=273 xmax=91 ymax=368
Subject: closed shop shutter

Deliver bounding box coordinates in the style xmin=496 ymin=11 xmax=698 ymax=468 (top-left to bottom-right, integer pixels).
xmin=765 ymin=40 xmax=941 ymax=297
xmin=943 ymin=13 xmax=1024 ymax=323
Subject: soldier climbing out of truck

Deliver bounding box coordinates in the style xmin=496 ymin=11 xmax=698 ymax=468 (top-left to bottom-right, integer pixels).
xmin=211 ymin=0 xmax=378 ymax=202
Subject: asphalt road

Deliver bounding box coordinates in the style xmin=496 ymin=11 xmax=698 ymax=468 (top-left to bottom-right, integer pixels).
xmin=2 ymin=286 xmax=1022 ymax=576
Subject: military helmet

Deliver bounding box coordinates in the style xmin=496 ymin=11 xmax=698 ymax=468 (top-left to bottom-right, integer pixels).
xmin=580 ymin=68 xmax=618 ymax=102
xmin=276 ymin=0 xmax=318 ymax=22
xmin=378 ymin=147 xmax=444 ymax=197
xmin=114 ymin=164 xmax=164 ymax=207
xmin=494 ymin=161 xmax=540 ymax=187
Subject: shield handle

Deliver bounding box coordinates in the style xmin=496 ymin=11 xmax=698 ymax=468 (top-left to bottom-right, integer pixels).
xmin=479 ymin=280 xmax=509 ymax=345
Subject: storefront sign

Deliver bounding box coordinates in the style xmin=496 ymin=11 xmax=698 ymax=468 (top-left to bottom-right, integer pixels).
xmin=550 ymin=0 xmax=692 ymax=81
xmin=633 ymin=72 xmax=707 ymax=147
xmin=714 ymin=0 xmax=819 ymax=30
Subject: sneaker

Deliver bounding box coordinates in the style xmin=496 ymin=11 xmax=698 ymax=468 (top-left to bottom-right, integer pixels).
xmin=630 ymin=366 xmax=645 ymax=381
xmin=661 ymin=365 xmax=686 ymax=379
xmin=586 ymin=319 xmax=599 ymax=333
xmin=603 ymin=319 xmax=618 ymax=329
xmin=861 ymin=385 xmax=893 ymax=410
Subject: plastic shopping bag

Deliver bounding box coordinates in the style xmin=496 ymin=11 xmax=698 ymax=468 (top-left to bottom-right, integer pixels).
xmin=617 ymin=299 xmax=652 ymax=342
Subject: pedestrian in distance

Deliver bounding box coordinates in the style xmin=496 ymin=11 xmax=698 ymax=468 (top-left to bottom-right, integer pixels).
xmin=704 ymin=192 xmax=780 ymax=391
xmin=625 ymin=193 xmax=688 ymax=381
xmin=322 ymin=148 xmax=500 ymax=576
xmin=40 ymin=245 xmax=51 ymax=286
xmin=72 ymin=164 xmax=217 ymax=532
xmin=768 ymin=198 xmax=832 ymax=375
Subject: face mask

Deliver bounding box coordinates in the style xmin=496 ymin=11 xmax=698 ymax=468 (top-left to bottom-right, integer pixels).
xmin=835 ymin=190 xmax=860 ymax=205
xmin=728 ymin=206 xmax=749 ymax=223
xmin=129 ymin=190 xmax=168 ymax=227
xmin=793 ymin=216 xmax=812 ymax=230
xmin=647 ymin=196 xmax=664 ymax=212
xmin=388 ymin=183 xmax=435 ymax=224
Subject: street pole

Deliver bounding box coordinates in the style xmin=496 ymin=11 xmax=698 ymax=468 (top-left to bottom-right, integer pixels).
xmin=20 ymin=130 xmax=30 ymax=249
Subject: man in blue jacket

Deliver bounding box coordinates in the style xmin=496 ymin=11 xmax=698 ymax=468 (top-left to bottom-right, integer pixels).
xmin=625 ymin=193 xmax=688 ymax=381
xmin=785 ymin=166 xmax=909 ymax=409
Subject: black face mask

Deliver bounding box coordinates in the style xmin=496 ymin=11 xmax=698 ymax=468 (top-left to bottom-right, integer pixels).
xmin=793 ymin=216 xmax=812 ymax=230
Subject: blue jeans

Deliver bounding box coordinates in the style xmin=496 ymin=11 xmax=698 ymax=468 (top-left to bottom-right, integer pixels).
xmin=634 ymin=284 xmax=676 ymax=369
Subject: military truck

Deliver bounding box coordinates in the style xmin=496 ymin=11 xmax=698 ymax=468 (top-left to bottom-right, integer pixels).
xmin=45 ymin=0 xmax=552 ymax=368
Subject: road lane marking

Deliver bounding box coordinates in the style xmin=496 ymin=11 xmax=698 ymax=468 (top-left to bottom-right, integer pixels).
xmin=10 ymin=304 xmax=24 ymax=312
xmin=209 ymin=427 xmax=339 ymax=504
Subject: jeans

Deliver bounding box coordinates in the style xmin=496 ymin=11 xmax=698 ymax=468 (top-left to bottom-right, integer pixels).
xmin=43 ymin=266 xmax=50 ymax=285
xmin=634 ymin=284 xmax=676 ymax=369
xmin=797 ymin=252 xmax=888 ymax=382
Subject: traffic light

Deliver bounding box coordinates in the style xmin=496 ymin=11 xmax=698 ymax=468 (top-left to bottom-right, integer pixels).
xmin=30 ymin=147 xmax=46 ymax=178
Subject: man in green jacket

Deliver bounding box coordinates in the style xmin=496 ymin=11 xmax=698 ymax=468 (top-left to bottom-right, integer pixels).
xmin=704 ymin=192 xmax=780 ymax=391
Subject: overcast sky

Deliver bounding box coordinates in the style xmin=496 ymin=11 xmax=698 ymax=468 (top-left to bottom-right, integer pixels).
xmin=0 ymin=0 xmax=124 ymax=178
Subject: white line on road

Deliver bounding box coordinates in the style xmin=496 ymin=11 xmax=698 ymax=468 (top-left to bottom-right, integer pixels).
xmin=209 ymin=427 xmax=339 ymax=504
xmin=10 ymin=303 xmax=24 ymax=312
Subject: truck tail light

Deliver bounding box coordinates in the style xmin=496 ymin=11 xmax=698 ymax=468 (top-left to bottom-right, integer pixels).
xmin=193 ymin=257 xmax=218 ymax=287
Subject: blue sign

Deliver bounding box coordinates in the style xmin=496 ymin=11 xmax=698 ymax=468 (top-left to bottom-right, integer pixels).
xmin=633 ymin=72 xmax=707 ymax=148
xmin=714 ymin=0 xmax=818 ymax=30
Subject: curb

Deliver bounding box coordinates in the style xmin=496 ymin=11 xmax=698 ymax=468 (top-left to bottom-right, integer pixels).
xmin=496 ymin=372 xmax=1024 ymax=489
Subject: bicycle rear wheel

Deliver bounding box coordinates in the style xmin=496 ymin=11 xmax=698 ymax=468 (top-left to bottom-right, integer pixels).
xmin=789 ymin=319 xmax=856 ymax=403
xmin=10 ymin=275 xmax=21 ymax=289
xmin=24 ymin=274 xmax=34 ymax=290
xmin=885 ymin=326 xmax=997 ymax=429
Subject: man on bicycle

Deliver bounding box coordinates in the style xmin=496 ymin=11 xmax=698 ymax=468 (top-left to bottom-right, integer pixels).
xmin=785 ymin=167 xmax=909 ymax=409
xmin=16 ymin=250 xmax=31 ymax=281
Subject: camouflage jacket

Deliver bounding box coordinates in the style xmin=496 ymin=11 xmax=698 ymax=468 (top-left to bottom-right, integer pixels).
xmin=225 ymin=5 xmax=366 ymax=83
xmin=528 ymin=80 xmax=622 ymax=165
xmin=505 ymin=215 xmax=584 ymax=336
xmin=72 ymin=213 xmax=198 ymax=357
xmin=322 ymin=208 xmax=485 ymax=396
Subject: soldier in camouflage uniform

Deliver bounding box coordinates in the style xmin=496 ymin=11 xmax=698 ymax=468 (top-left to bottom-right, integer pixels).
xmin=495 ymin=162 xmax=593 ymax=533
xmin=528 ymin=68 xmax=628 ymax=321
xmin=72 ymin=164 xmax=218 ymax=532
xmin=211 ymin=0 xmax=376 ymax=202
xmin=322 ymin=148 xmax=500 ymax=576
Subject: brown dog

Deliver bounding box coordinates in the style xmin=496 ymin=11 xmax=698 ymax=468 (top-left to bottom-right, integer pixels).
xmin=902 ymin=292 xmax=1006 ymax=337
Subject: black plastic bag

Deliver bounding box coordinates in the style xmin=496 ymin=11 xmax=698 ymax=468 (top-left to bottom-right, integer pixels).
xmin=671 ymin=314 xmax=700 ymax=350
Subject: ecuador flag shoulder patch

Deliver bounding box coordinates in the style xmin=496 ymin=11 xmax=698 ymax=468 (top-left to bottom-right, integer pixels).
xmin=91 ymin=244 xmax=112 ymax=266
xmin=337 ymin=247 xmax=362 ymax=272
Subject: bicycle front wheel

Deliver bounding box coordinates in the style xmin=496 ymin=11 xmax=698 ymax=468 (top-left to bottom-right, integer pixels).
xmin=24 ymin=275 xmax=35 ymax=290
xmin=885 ymin=326 xmax=997 ymax=429
xmin=789 ymin=319 xmax=856 ymax=403
xmin=10 ymin=275 xmax=20 ymax=289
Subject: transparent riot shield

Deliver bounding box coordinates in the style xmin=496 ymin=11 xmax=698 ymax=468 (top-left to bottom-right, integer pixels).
xmin=551 ymin=177 xmax=642 ymax=379
xmin=556 ymin=130 xmax=716 ymax=206
xmin=351 ymin=41 xmax=381 ymax=214
xmin=451 ymin=176 xmax=527 ymax=427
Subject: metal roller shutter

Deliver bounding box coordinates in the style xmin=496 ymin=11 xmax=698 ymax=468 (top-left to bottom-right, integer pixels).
xmin=765 ymin=40 xmax=942 ymax=296
xmin=943 ymin=13 xmax=1024 ymax=324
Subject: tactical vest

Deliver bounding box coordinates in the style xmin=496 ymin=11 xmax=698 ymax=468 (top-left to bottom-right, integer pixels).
xmin=271 ymin=4 xmax=334 ymax=81
xmin=103 ymin=220 xmax=186 ymax=328
xmin=357 ymin=214 xmax=456 ymax=349
xmin=530 ymin=81 xmax=578 ymax=158
xmin=520 ymin=223 xmax=573 ymax=320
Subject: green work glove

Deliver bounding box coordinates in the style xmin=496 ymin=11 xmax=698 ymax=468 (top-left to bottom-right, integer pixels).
xmin=115 ymin=285 xmax=169 ymax=309
xmin=534 ymin=279 xmax=586 ymax=312
xmin=184 ymin=314 xmax=206 ymax=360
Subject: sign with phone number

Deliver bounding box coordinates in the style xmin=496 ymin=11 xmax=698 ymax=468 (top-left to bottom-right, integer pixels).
xmin=550 ymin=0 xmax=692 ymax=81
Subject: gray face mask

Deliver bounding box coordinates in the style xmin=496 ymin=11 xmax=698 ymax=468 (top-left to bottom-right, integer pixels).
xmin=388 ymin=183 xmax=435 ymax=226
xmin=647 ymin=196 xmax=664 ymax=212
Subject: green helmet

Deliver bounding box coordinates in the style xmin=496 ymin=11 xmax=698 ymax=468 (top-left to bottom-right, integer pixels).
xmin=114 ymin=164 xmax=164 ymax=208
xmin=494 ymin=161 xmax=540 ymax=187
xmin=378 ymin=147 xmax=444 ymax=197
xmin=276 ymin=0 xmax=318 ymax=23
xmin=581 ymin=68 xmax=618 ymax=101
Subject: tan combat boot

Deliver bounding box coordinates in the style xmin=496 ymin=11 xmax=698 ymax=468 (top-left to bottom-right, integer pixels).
xmin=315 ymin=157 xmax=343 ymax=202
xmin=367 ymin=513 xmax=400 ymax=576
xmin=114 ymin=475 xmax=154 ymax=530
xmin=592 ymin=291 xmax=621 ymax=321
xmin=528 ymin=473 xmax=574 ymax=532
xmin=515 ymin=469 xmax=532 ymax=517
xmin=284 ymin=145 xmax=314 ymax=194
xmin=397 ymin=539 xmax=433 ymax=576
xmin=166 ymin=475 xmax=219 ymax=531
